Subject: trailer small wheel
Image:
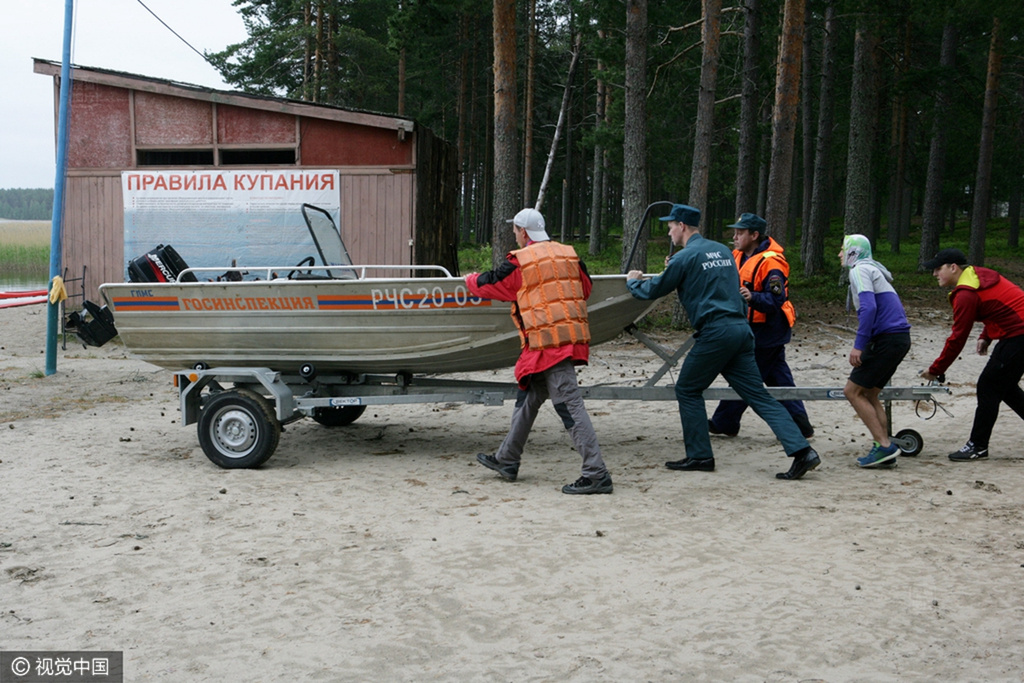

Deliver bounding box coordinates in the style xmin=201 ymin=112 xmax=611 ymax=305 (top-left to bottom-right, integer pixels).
xmin=893 ymin=428 xmax=923 ymax=457
xmin=198 ymin=388 xmax=281 ymax=468
xmin=311 ymin=405 xmax=367 ymax=427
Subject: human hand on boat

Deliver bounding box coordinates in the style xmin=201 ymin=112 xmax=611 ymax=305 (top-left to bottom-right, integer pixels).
xmin=626 ymin=270 xmax=644 ymax=281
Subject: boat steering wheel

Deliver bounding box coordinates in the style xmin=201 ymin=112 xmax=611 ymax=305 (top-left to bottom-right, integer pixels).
xmin=287 ymin=256 xmax=317 ymax=280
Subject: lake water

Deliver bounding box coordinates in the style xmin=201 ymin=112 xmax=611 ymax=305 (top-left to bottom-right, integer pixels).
xmin=0 ymin=276 xmax=49 ymax=292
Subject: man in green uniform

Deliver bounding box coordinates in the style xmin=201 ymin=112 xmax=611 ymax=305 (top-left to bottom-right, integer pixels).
xmin=626 ymin=204 xmax=821 ymax=480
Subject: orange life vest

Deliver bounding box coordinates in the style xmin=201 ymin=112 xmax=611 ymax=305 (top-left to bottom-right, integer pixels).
xmin=734 ymin=238 xmax=797 ymax=327
xmin=512 ymin=241 xmax=591 ymax=350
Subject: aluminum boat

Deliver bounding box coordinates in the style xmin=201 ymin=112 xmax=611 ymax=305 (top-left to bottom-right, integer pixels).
xmin=81 ymin=205 xmax=657 ymax=374
xmin=97 ymin=272 xmax=656 ymax=374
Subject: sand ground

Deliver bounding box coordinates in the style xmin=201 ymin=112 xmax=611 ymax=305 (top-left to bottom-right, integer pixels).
xmin=1 ymin=301 xmax=1023 ymax=681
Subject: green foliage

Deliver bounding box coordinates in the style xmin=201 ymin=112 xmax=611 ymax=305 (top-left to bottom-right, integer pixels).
xmin=457 ymin=242 xmax=493 ymax=274
xmin=0 ymin=189 xmax=53 ymax=220
xmin=207 ymin=0 xmax=400 ymax=111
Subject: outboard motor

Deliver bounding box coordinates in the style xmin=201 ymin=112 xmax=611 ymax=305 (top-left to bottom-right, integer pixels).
xmin=127 ymin=244 xmax=197 ymax=283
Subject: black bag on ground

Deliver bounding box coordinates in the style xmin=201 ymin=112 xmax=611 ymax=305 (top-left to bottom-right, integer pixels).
xmin=66 ymin=300 xmax=118 ymax=347
xmin=127 ymin=244 xmax=197 ymax=283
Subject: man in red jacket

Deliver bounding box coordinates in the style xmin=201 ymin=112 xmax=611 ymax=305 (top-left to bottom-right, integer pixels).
xmin=920 ymin=248 xmax=1024 ymax=461
xmin=465 ymin=208 xmax=612 ymax=494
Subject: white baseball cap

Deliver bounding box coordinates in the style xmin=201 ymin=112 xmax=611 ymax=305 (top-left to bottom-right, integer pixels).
xmin=507 ymin=208 xmax=550 ymax=242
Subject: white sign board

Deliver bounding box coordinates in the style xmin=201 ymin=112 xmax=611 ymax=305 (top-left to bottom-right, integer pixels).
xmin=121 ymin=169 xmax=341 ymax=277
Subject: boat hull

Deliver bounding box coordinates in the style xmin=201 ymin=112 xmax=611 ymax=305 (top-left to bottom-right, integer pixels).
xmin=99 ymin=275 xmax=657 ymax=374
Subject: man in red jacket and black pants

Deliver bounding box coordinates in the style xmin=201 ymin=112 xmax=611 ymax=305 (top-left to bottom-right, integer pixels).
xmin=920 ymin=248 xmax=1024 ymax=461
xmin=466 ymin=208 xmax=612 ymax=494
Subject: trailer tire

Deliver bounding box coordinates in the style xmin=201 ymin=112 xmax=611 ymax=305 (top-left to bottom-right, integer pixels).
xmin=311 ymin=405 xmax=367 ymax=427
xmin=198 ymin=388 xmax=281 ymax=468
xmin=893 ymin=428 xmax=923 ymax=457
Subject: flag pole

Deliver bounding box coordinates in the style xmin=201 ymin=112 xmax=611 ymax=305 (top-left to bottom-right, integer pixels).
xmin=45 ymin=0 xmax=75 ymax=375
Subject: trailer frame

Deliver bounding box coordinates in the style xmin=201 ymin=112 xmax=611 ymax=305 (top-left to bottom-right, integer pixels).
xmin=174 ymin=326 xmax=951 ymax=468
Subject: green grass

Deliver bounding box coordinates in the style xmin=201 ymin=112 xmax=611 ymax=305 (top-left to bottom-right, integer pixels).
xmin=0 ymin=243 xmax=49 ymax=280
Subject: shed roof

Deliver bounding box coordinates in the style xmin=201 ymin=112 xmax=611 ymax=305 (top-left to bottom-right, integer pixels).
xmin=33 ymin=58 xmax=415 ymax=135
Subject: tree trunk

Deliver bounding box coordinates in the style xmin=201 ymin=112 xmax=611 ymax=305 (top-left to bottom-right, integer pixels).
xmin=589 ymin=47 xmax=607 ymax=256
xmin=491 ymin=0 xmax=519 ymax=266
xmin=757 ymin=120 xmax=770 ymax=215
xmin=804 ymin=1 xmax=837 ymax=275
xmin=843 ymin=21 xmax=879 ymax=238
xmin=621 ymin=0 xmax=649 ymax=273
xmin=689 ymin=0 xmax=722 ymax=216
xmin=919 ymin=22 xmax=957 ymax=268
xmin=1011 ymin=73 xmax=1024 ymax=249
xmin=735 ymin=0 xmax=761 ymax=215
xmin=397 ymin=47 xmax=407 ymax=116
xmin=457 ymin=13 xmax=471 ymax=243
xmin=968 ymin=17 xmax=1002 ymax=267
xmin=302 ymin=2 xmax=312 ymax=101
xmin=523 ymin=0 xmax=537 ymax=205
xmin=763 ymin=0 xmax=805 ymax=245
xmin=800 ymin=12 xmax=815 ymax=256
xmin=312 ymin=2 xmax=324 ymax=103
xmin=887 ymin=19 xmax=911 ymax=254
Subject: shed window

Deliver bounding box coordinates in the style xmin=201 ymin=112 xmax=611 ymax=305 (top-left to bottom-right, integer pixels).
xmin=137 ymin=149 xmax=214 ymax=166
xmin=220 ymin=149 xmax=297 ymax=165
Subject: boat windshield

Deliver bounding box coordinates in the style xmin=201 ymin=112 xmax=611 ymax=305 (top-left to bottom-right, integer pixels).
xmin=302 ymin=203 xmax=356 ymax=279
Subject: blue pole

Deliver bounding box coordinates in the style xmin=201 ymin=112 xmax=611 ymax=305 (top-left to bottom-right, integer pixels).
xmin=45 ymin=0 xmax=74 ymax=376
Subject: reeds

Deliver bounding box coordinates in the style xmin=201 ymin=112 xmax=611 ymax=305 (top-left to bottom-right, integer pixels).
xmin=0 ymin=220 xmax=50 ymax=285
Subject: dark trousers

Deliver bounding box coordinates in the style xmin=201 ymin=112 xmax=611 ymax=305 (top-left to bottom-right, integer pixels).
xmin=970 ymin=334 xmax=1024 ymax=449
xmin=710 ymin=344 xmax=810 ymax=434
xmin=675 ymin=323 xmax=808 ymax=460
xmin=495 ymin=359 xmax=607 ymax=478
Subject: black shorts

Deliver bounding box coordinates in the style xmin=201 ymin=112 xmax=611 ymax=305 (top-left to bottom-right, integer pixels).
xmin=849 ymin=331 xmax=911 ymax=389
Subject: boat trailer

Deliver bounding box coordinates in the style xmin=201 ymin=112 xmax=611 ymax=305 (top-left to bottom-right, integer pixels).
xmin=173 ymin=326 xmax=951 ymax=468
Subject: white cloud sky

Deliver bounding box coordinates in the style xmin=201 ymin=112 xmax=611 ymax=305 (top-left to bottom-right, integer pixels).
xmin=0 ymin=0 xmax=250 ymax=189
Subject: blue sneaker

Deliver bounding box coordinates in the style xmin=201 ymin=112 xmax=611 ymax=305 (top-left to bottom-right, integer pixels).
xmin=857 ymin=441 xmax=899 ymax=468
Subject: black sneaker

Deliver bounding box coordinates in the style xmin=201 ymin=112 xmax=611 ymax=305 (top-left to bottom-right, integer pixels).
xmin=708 ymin=419 xmax=738 ymax=437
xmin=562 ymin=474 xmax=613 ymax=495
xmin=476 ymin=453 xmax=519 ymax=481
xmin=948 ymin=441 xmax=989 ymax=462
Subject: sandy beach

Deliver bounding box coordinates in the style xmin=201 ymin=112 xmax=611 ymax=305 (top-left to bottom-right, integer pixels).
xmin=2 ymin=300 xmax=1023 ymax=681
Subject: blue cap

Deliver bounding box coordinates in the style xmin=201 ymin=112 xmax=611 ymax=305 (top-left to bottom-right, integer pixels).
xmin=659 ymin=204 xmax=701 ymax=226
xmin=727 ymin=212 xmax=767 ymax=234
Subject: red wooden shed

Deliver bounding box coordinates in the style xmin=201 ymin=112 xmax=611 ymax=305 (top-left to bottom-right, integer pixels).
xmin=34 ymin=59 xmax=457 ymax=298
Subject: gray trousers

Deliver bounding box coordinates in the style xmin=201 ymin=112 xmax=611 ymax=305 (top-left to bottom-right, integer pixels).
xmin=495 ymin=359 xmax=608 ymax=479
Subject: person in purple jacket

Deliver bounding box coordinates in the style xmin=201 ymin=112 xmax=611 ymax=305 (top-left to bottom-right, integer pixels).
xmin=839 ymin=234 xmax=912 ymax=468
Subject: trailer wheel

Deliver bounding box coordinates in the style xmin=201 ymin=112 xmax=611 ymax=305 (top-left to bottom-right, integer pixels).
xmin=311 ymin=405 xmax=367 ymax=427
xmin=198 ymin=389 xmax=281 ymax=468
xmin=893 ymin=428 xmax=923 ymax=457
